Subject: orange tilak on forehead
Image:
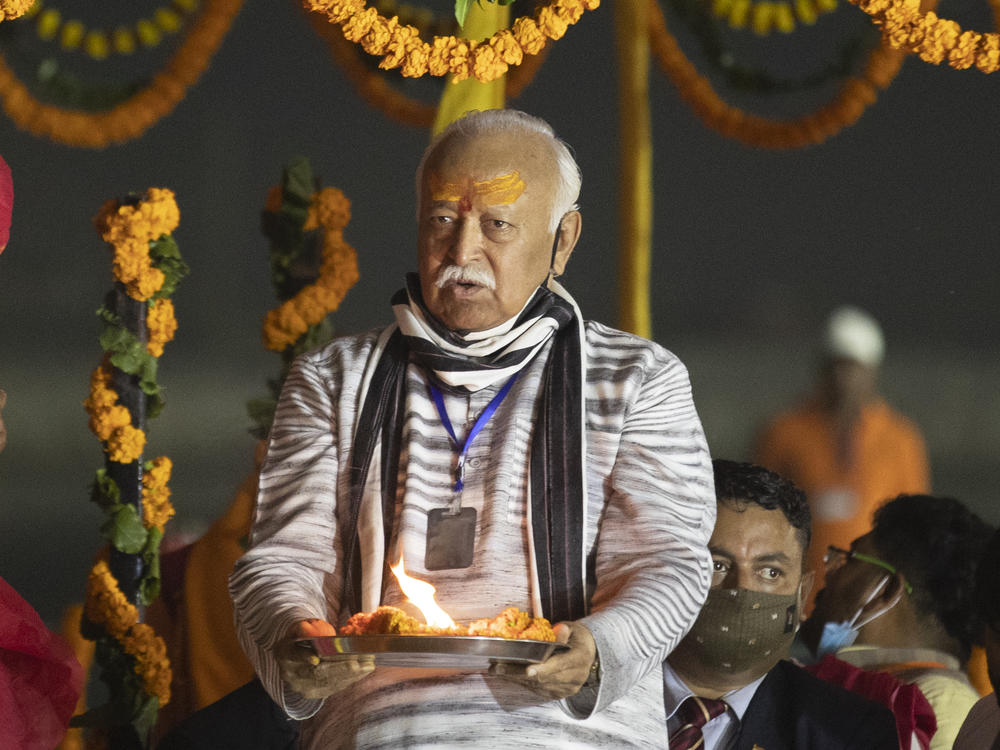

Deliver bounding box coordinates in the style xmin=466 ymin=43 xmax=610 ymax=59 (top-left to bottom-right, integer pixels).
xmin=429 ymin=171 xmax=526 ymax=212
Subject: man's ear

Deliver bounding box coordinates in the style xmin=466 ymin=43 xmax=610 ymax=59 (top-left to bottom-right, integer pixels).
xmin=857 ymin=572 xmax=907 ymax=624
xmin=798 ymin=569 xmax=816 ymax=621
xmin=551 ymin=210 xmax=581 ymax=276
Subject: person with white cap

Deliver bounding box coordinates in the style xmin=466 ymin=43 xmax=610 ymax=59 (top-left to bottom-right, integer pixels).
xmin=753 ymin=305 xmax=930 ymax=600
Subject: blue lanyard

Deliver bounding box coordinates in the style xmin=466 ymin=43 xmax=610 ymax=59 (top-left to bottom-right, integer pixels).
xmin=429 ymin=373 xmax=519 ymax=493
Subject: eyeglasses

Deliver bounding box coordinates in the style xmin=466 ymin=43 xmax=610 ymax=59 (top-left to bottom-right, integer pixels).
xmin=824 ymin=545 xmax=914 ymax=595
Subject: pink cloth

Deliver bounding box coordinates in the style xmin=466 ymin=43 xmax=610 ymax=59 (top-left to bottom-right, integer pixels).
xmin=0 ymin=154 xmax=10 ymax=252
xmin=0 ymin=576 xmax=83 ymax=750
xmin=806 ymin=653 xmax=937 ymax=750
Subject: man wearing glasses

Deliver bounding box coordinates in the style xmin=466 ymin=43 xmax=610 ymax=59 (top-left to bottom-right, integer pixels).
xmin=798 ymin=494 xmax=994 ymax=749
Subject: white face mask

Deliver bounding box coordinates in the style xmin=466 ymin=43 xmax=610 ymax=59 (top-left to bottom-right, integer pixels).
xmin=815 ymin=574 xmax=893 ymax=657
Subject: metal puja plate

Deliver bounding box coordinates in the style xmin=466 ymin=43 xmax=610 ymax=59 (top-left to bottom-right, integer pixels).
xmin=298 ymin=635 xmax=568 ymax=669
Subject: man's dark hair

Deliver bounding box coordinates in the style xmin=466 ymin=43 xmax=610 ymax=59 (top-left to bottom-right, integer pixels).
xmin=712 ymin=459 xmax=811 ymax=554
xmin=974 ymin=527 xmax=1000 ymax=631
xmin=871 ymin=494 xmax=995 ymax=662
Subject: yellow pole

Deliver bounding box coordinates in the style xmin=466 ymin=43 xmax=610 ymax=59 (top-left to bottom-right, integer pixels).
xmin=615 ymin=0 xmax=653 ymax=338
xmin=432 ymin=5 xmax=511 ymax=135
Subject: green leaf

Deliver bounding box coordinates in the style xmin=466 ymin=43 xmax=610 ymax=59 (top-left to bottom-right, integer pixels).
xmin=101 ymin=504 xmax=148 ymax=554
xmin=138 ymin=527 xmax=163 ymax=606
xmin=455 ymin=0 xmax=474 ymax=26
xmin=149 ymin=235 xmax=190 ymax=299
xmin=90 ymin=469 xmax=121 ymax=510
xmin=132 ymin=693 xmax=161 ymax=745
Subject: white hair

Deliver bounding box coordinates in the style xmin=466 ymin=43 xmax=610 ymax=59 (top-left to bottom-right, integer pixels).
xmin=415 ymin=109 xmax=582 ymax=232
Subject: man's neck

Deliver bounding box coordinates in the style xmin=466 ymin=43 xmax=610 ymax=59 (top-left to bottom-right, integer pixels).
xmin=667 ymin=653 xmax=771 ymax=699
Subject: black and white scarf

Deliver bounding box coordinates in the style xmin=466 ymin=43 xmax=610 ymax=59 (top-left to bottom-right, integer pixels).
xmin=342 ymin=274 xmax=590 ymax=624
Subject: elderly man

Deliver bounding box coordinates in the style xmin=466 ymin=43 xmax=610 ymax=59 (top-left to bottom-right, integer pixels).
xmin=228 ymin=109 xmax=715 ymax=748
xmin=664 ymin=460 xmax=898 ymax=749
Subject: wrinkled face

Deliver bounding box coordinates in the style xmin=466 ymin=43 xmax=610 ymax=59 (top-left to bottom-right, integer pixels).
xmin=709 ymin=501 xmax=806 ymax=598
xmin=417 ymin=132 xmax=567 ymax=332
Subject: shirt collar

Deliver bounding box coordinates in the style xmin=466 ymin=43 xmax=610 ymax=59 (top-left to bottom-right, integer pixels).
xmin=663 ymin=660 xmax=768 ymax=722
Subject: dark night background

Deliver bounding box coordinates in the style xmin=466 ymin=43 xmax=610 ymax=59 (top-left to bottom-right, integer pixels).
xmin=1 ymin=0 xmax=998 ymax=628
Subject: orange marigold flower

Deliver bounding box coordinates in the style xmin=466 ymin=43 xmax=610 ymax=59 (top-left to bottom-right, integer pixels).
xmin=146 ymin=298 xmax=178 ymax=357
xmin=342 ymin=7 xmax=378 ymax=43
xmin=537 ymin=7 xmax=570 ymax=40
xmin=85 ymin=561 xmax=139 ymax=640
xmin=512 ymin=17 xmax=547 ymax=55
xmin=490 ymin=29 xmax=524 ymax=66
xmin=472 ymin=44 xmax=507 ymax=82
xmin=428 ymin=36 xmax=455 ymax=76
xmin=108 ymin=423 xmax=146 ymax=464
xmin=400 ymin=38 xmax=431 ymax=77
xmin=975 ymin=34 xmax=1000 ymax=73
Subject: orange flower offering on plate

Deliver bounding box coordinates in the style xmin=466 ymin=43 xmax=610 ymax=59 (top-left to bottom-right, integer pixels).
xmin=340 ymin=605 xmax=555 ymax=642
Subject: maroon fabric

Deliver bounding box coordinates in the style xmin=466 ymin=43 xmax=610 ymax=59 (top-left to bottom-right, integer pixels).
xmin=0 ymin=154 xmax=11 ymax=252
xmin=806 ymin=654 xmax=937 ymax=749
xmin=669 ymin=695 xmax=728 ymax=750
xmin=0 ymin=576 xmax=83 ymax=750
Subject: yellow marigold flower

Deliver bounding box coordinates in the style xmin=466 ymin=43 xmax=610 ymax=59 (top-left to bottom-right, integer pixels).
xmin=537 ymin=7 xmax=569 ymax=40
xmin=400 ymin=38 xmax=431 ymax=77
xmin=113 ymin=25 xmax=137 ymax=54
xmin=975 ymin=34 xmax=1000 ymax=73
xmin=728 ymin=0 xmax=752 ymax=28
xmin=314 ymin=187 xmax=351 ymax=229
xmin=122 ymin=623 xmax=172 ymax=706
xmin=554 ymin=1 xmax=586 ymax=24
xmin=84 ymin=29 xmax=110 ymax=60
xmin=142 ymin=456 xmax=175 ymax=532
xmin=512 ymin=17 xmax=546 ymax=55
xmin=37 ymin=8 xmax=60 ymax=40
xmin=147 ymin=298 xmax=178 ymax=357
xmin=108 ymin=423 xmax=146 ymax=464
xmin=342 ymin=6 xmax=378 ymax=43
xmin=1 ymin=0 xmax=35 ymax=21
xmin=154 ymin=7 xmax=182 ymax=33
xmin=447 ymin=40 xmax=473 ymax=80
xmin=490 ymin=29 xmax=524 ymax=66
xmin=85 ymin=561 xmax=139 ymax=640
xmin=794 ymin=0 xmax=818 ymax=24
xmin=774 ymin=2 xmax=796 ymax=31
xmin=60 ymin=20 xmax=85 ymax=50
xmin=472 ymin=44 xmax=507 ymax=83
xmin=428 ymin=36 xmax=455 ymax=76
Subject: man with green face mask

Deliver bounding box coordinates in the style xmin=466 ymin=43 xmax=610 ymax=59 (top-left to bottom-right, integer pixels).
xmin=663 ymin=459 xmax=898 ymax=749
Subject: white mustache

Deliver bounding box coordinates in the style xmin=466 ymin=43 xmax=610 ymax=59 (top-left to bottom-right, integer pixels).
xmin=435 ymin=265 xmax=496 ymax=290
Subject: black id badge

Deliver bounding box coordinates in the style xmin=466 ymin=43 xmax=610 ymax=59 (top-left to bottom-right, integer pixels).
xmin=425 ymin=506 xmax=477 ymax=570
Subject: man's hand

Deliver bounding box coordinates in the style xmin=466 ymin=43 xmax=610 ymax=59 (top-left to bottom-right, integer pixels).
xmin=275 ymin=619 xmax=375 ymax=700
xmin=489 ymin=621 xmax=597 ymax=700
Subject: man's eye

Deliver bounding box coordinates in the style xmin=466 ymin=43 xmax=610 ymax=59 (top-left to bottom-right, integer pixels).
xmin=430 ymin=215 xmax=453 ymax=225
xmin=759 ymin=567 xmax=782 ymax=580
xmin=712 ymin=560 xmax=728 ymax=573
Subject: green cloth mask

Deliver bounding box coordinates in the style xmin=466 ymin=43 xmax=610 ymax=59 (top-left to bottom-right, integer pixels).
xmin=685 ymin=587 xmax=800 ymax=674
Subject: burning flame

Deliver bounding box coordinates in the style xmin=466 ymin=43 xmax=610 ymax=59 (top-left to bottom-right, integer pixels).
xmin=390 ymin=556 xmax=457 ymax=629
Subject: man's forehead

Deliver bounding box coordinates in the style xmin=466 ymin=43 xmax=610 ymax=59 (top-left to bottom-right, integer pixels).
xmin=711 ymin=502 xmax=803 ymax=555
xmin=424 ymin=132 xmax=554 ymax=186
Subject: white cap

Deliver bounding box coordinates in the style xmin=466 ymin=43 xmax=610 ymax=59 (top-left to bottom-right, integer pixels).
xmin=824 ymin=306 xmax=884 ymax=367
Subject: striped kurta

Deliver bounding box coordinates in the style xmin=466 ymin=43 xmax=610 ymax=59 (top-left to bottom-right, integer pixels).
xmin=230 ymin=320 xmax=715 ymax=749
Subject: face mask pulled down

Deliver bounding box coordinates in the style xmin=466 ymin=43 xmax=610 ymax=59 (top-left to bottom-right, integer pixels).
xmin=815 ymin=574 xmax=893 ymax=658
xmin=685 ymin=587 xmax=800 ymax=674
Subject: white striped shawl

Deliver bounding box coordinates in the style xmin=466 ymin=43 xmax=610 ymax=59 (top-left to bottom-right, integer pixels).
xmin=229 ymin=320 xmax=716 ymax=749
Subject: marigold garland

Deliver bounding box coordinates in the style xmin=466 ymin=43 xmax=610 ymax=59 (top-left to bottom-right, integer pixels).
xmin=0 ymin=0 xmax=33 ymax=22
xmin=303 ymin=4 xmax=549 ymax=127
xmin=847 ymin=0 xmax=1000 ymax=72
xmin=0 ymin=0 xmax=244 ymax=147
xmin=85 ymin=561 xmax=172 ymax=706
xmin=262 ymin=187 xmax=361 ymax=351
xmin=84 ymin=360 xmax=148 ymax=464
xmin=141 ymin=456 xmax=175 ymax=532
xmin=710 ymin=0 xmax=838 ymax=35
xmin=304 ymin=0 xmax=599 ymax=82
xmin=648 ymin=0 xmax=909 ymax=147
xmin=29 ymin=0 xmax=200 ymax=60
xmin=146 ymin=298 xmax=178 ymax=357
xmin=94 ymin=187 xmax=180 ymax=301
